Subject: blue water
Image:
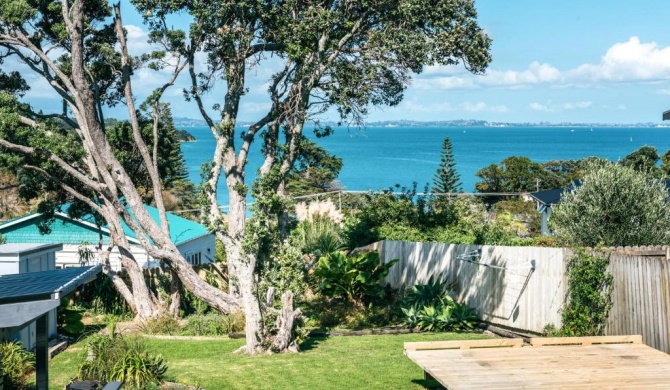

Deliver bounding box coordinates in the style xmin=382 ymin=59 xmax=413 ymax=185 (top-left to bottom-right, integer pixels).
xmin=180 ymin=126 xmax=670 ymax=205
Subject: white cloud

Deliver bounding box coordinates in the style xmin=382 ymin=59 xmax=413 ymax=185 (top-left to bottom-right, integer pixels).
xmin=562 ymin=101 xmax=592 ymax=110
xmin=396 ymin=100 xmax=507 ymax=114
xmin=529 ymin=102 xmax=553 ymax=112
xmin=419 ymin=36 xmax=670 ymax=90
xmin=530 ymin=100 xmax=592 ymax=112
xmin=461 ymin=101 xmax=508 ymax=113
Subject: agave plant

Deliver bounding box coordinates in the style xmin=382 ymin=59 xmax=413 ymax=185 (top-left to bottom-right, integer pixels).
xmin=450 ymin=303 xmax=479 ymax=331
xmin=403 ymin=276 xmax=456 ymax=308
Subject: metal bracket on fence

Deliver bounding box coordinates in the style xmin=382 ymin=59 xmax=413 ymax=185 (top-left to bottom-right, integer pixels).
xmin=455 ymin=249 xmax=536 ymax=273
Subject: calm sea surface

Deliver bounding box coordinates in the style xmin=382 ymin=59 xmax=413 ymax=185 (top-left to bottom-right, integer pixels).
xmin=180 ymin=126 xmax=670 ymax=205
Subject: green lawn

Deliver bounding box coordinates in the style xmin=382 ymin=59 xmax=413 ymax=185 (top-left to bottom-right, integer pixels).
xmin=49 ymin=332 xmax=489 ymax=389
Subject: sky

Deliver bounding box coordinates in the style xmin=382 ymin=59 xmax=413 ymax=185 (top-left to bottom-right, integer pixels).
xmin=13 ymin=0 xmax=670 ymax=124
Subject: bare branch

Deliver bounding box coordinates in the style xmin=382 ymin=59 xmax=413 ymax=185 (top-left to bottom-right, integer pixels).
xmin=0 ymin=138 xmax=105 ymax=192
xmin=113 ymin=3 xmax=170 ymax=235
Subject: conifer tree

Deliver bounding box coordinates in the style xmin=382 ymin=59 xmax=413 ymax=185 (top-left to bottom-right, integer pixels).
xmin=432 ymin=136 xmax=462 ymax=195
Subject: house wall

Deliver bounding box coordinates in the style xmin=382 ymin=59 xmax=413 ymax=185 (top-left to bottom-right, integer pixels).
xmin=56 ymin=234 xmax=215 ymax=270
xmin=177 ymin=234 xmax=216 ymax=265
xmin=55 ymin=243 xmax=154 ymax=270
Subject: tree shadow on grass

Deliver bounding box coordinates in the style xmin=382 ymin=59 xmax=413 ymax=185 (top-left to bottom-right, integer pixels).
xmin=411 ymin=379 xmax=444 ymax=389
xmin=300 ymin=335 xmax=328 ymax=352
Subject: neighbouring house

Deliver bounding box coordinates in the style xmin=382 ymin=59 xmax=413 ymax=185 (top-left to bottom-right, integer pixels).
xmin=0 ymin=204 xmax=215 ymax=270
xmin=529 ymin=180 xmax=581 ymax=236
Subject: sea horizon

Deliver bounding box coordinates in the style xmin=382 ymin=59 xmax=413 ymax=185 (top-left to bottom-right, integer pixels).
xmin=180 ymin=125 xmax=670 ymax=206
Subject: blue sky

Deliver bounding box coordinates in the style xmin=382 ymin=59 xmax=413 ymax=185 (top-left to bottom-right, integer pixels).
xmin=15 ymin=1 xmax=670 ymax=123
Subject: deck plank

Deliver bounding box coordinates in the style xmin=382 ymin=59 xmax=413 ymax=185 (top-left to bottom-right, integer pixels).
xmin=405 ymin=338 xmax=670 ymax=389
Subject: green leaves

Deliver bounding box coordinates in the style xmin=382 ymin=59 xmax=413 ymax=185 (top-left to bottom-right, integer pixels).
xmin=554 ymin=251 xmax=613 ymax=337
xmin=314 ymin=251 xmax=398 ymax=304
xmin=551 ymin=162 xmax=670 ymax=247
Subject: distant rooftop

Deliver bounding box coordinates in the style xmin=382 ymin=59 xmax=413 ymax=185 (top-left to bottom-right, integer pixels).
xmin=0 ymin=243 xmax=63 ymax=256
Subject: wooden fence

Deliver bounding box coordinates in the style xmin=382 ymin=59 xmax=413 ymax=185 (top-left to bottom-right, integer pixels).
xmin=606 ymin=249 xmax=670 ymax=354
xmin=371 ymin=241 xmax=670 ymax=354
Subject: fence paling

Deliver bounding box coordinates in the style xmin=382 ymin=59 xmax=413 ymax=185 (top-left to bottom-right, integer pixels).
xmin=376 ymin=240 xmax=670 ymax=354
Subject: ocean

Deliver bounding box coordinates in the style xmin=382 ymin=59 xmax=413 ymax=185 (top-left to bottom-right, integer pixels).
xmin=180 ymin=126 xmax=670 ymax=205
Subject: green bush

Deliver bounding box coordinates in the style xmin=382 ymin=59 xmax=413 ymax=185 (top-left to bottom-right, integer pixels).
xmin=293 ymin=214 xmax=344 ymax=259
xmin=79 ymin=332 xmax=167 ymax=389
xmin=138 ymin=315 xmax=182 ymax=335
xmin=58 ymin=299 xmax=85 ymax=335
xmin=550 ymin=162 xmax=670 ymax=246
xmin=401 ymin=279 xmax=479 ymax=332
xmin=182 ymin=313 xmax=245 ymax=336
xmin=0 ymin=341 xmax=35 ymax=390
xmin=402 ymin=277 xmax=455 ymax=308
xmin=548 ymin=251 xmax=613 ymax=337
xmin=314 ymin=251 xmax=398 ymax=304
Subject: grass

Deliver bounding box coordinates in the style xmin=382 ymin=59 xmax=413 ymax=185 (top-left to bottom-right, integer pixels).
xmin=49 ymin=332 xmax=489 ymax=389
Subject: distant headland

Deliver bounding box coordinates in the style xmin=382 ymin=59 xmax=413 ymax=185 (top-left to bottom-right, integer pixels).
xmin=171 ymin=117 xmax=670 ymax=129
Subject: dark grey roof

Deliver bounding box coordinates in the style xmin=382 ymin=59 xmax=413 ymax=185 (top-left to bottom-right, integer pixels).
xmin=530 ymin=180 xmax=582 ymax=206
xmin=0 ymin=265 xmax=101 ymax=304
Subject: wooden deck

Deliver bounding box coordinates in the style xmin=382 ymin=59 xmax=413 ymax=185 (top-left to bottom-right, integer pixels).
xmin=404 ymin=336 xmax=670 ymax=389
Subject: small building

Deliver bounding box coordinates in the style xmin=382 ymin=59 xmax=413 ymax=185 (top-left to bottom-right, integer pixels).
xmin=0 ymin=205 xmax=215 ymax=270
xmin=0 ymin=265 xmax=102 ymax=390
xmin=0 ymin=243 xmax=62 ymax=350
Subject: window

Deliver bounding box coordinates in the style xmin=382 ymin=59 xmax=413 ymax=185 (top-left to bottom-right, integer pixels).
xmin=186 ymin=252 xmax=202 ymax=266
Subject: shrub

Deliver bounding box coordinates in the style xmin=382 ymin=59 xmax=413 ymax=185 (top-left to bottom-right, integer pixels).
xmin=293 ymin=214 xmax=344 ymax=259
xmin=550 ymin=162 xmax=670 ymax=246
xmin=401 ymin=279 xmax=479 ymax=332
xmin=0 ymin=341 xmax=35 ymax=389
xmin=58 ymin=299 xmax=86 ymax=335
xmin=138 ymin=315 xmax=182 ymax=335
xmin=78 ymin=332 xmax=167 ymax=389
xmin=557 ymin=251 xmax=613 ymax=336
xmin=314 ymin=251 xmax=398 ymax=304
xmin=402 ymin=277 xmax=455 ymax=308
xmin=182 ymin=313 xmax=245 ymax=336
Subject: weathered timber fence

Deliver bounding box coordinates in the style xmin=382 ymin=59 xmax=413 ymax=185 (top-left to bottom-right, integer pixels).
xmin=606 ymin=249 xmax=670 ymax=354
xmin=370 ymin=241 xmax=670 ymax=354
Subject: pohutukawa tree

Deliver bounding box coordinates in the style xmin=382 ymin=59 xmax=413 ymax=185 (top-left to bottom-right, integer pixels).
xmin=1 ymin=0 xmax=491 ymax=353
xmin=0 ymin=0 xmax=239 ymax=321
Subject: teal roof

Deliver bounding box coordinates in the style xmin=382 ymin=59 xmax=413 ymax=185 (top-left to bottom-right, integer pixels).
xmin=0 ymin=205 xmax=209 ymax=246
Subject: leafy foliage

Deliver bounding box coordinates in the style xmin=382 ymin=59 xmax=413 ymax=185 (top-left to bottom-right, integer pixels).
xmin=550 ymin=162 xmax=670 ymax=246
xmin=401 ymin=279 xmax=478 ymax=332
xmin=402 ymin=277 xmax=455 ymax=309
xmin=620 ymin=145 xmax=660 ymax=173
xmin=548 ymin=251 xmax=613 ymax=337
xmin=57 ymin=300 xmax=86 ymax=336
xmin=292 ymin=214 xmax=344 ymax=261
xmin=0 ymin=341 xmax=35 ymax=390
xmin=79 ymin=331 xmax=167 ymax=389
xmin=285 ymin=136 xmax=343 ymax=196
xmin=314 ymin=251 xmax=398 ymax=304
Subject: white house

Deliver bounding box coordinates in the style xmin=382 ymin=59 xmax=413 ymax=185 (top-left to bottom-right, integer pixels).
xmin=0 ymin=204 xmax=215 ymax=270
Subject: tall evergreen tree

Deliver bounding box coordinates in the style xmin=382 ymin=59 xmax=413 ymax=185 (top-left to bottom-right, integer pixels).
xmin=432 ymin=136 xmax=462 ymax=194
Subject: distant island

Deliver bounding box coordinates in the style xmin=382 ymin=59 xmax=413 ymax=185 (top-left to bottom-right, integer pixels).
xmin=171 ymin=117 xmax=670 ymax=129
xmin=176 ymin=129 xmax=196 ymax=142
